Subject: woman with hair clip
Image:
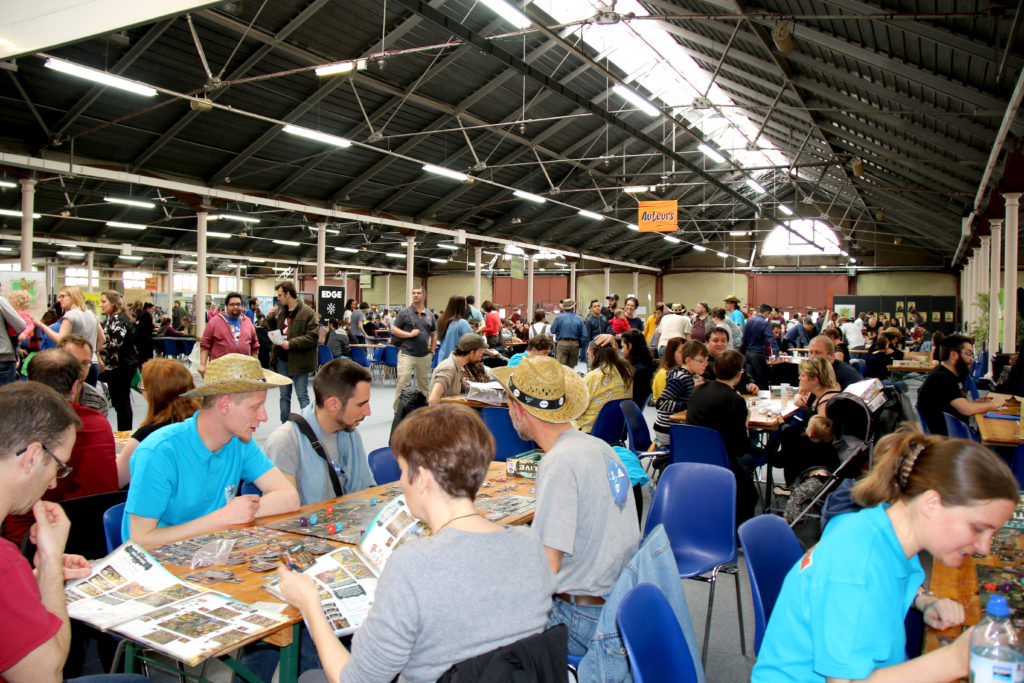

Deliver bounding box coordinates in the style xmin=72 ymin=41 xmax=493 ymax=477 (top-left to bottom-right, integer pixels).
xmin=577 ymin=338 xmax=634 ymax=433
xmin=753 ymin=426 xmax=1019 ymax=682
xmin=115 ymin=358 xmax=201 ymax=487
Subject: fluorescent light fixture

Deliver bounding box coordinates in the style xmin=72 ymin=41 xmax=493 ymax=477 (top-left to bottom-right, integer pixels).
xmin=513 ymin=190 xmax=546 ymax=203
xmin=0 ymin=181 xmax=16 ymax=189
xmin=778 ymin=204 xmax=794 ymax=216
xmin=840 ymin=250 xmax=849 ymax=256
xmin=44 ymin=57 xmax=156 ymax=97
xmin=105 ymin=221 xmax=146 ymax=230
xmin=626 ymin=223 xmax=639 ymax=231
xmin=283 ymin=124 xmax=352 ymax=148
xmin=849 ymin=257 xmax=857 ymax=263
xmin=119 ymin=255 xmax=144 ymax=261
xmin=0 ymin=208 xmax=40 ymax=218
xmin=430 ymin=258 xmax=447 ymax=263
xmin=735 ymin=257 xmax=748 ymax=263
xmin=271 ymin=267 xmax=289 ymax=271
xmin=314 ymin=59 xmax=368 ymax=77
xmin=422 ymin=164 xmax=469 ymax=182
xmin=478 ymin=0 xmax=531 ymax=29
xmin=612 ymin=84 xmax=660 ymax=116
xmin=578 ymin=209 xmax=604 ymax=221
xmin=663 ymin=235 xmax=680 ymax=243
xmin=504 ymin=245 xmax=525 ymax=255
xmin=717 ymin=251 xmax=730 ymax=258
xmin=178 ymin=259 xmax=197 ymax=265
xmin=768 ymin=265 xmax=776 ymax=270
xmin=386 ymin=252 xmax=406 ymax=259
xmin=57 ymin=250 xmax=85 ymax=257
xmin=206 ymin=231 xmax=232 ymax=239
xmin=623 ymin=185 xmax=651 ymax=193
xmin=692 ymin=244 xmax=707 ymax=252
xmin=334 ymin=246 xmax=359 ymax=253
xmin=729 ymin=230 xmax=750 ymax=236
xmin=697 ymin=144 xmax=726 ymax=164
xmin=323 ymin=228 xmax=340 ymax=235
xmin=104 ymin=196 xmax=155 ymax=209
xmin=208 ymin=214 xmax=260 ymax=224
xmin=249 ymin=258 xmax=265 ymax=262
xmin=438 ymin=244 xmax=460 ymax=250
xmin=745 ymin=179 xmax=767 ymax=195
xmin=273 ymin=239 xmax=301 ymax=246
xmin=0 ymin=246 xmax=11 ymax=251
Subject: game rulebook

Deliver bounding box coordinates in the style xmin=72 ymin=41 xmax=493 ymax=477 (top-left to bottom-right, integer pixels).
xmin=65 ymin=543 xmax=290 ymax=666
xmin=263 ymin=494 xmax=426 ymax=636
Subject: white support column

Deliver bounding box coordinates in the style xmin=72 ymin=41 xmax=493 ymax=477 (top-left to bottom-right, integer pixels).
xmin=979 ymin=235 xmax=991 ymax=337
xmin=604 ymin=267 xmax=611 ymax=299
xmin=86 ymin=251 xmax=95 ymax=292
xmin=965 ymin=257 xmax=975 ymax=331
xmin=19 ymin=178 xmax=35 ymax=272
xmin=570 ymin=263 xmax=577 ymax=304
xmin=1004 ymin=193 xmax=1021 ymax=353
xmin=989 ymin=224 xmax=1002 ymax=356
xmin=527 ymin=254 xmax=535 ymax=314
xmin=474 ymin=246 xmax=482 ymax=304
xmin=167 ymin=257 xmax=174 ymax=312
xmin=632 ymin=271 xmax=639 ymax=300
xmin=385 ymin=274 xmax=391 ymax=308
xmin=405 ymin=236 xmax=415 ymax=304
xmin=197 ymin=211 xmax=208 ymax=337
xmin=316 ymin=221 xmax=327 ymax=291
xmin=235 ymin=264 xmax=242 ymax=295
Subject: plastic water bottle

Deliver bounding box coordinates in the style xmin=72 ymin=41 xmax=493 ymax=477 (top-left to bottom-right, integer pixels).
xmin=971 ymin=594 xmax=1024 ymax=683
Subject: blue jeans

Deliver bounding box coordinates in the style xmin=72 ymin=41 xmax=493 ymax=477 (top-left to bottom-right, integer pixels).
xmin=548 ymin=596 xmax=602 ymax=657
xmin=276 ymin=358 xmax=310 ymax=423
xmin=0 ymin=360 xmax=18 ymax=386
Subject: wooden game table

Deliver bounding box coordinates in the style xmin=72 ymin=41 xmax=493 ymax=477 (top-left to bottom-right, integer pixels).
xmin=127 ymin=462 xmax=535 ymax=680
xmin=669 ymin=393 xmax=801 ymax=430
xmin=440 ymin=395 xmax=507 ymax=408
xmin=974 ymin=396 xmax=1023 ymax=446
xmin=888 ymin=362 xmax=936 ymax=374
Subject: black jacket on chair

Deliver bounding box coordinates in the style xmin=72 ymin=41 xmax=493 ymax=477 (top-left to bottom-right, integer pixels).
xmin=436 ymin=625 xmax=568 ymax=683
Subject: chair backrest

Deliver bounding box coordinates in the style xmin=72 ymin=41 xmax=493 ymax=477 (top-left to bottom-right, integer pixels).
xmin=644 ymin=463 xmax=737 ymax=569
xmin=350 ymin=345 xmax=370 ymax=367
xmin=621 ymin=400 xmax=652 ymax=453
xmin=103 ymin=501 xmax=128 ymax=554
xmin=51 ymin=490 xmax=129 ymax=561
xmin=943 ymin=412 xmax=979 ymax=442
xmin=738 ymin=514 xmax=804 ymax=654
xmin=916 ymin=406 xmax=931 ymax=435
xmin=616 ymin=583 xmax=701 ymax=683
xmin=823 ymin=393 xmax=872 ymax=442
xmin=317 ymin=343 xmax=334 ymax=364
xmin=240 ymin=481 xmax=261 ymax=496
xmin=162 ymin=338 xmax=178 ymax=356
xmin=668 ymin=423 xmax=728 ymax=468
xmin=368 ymin=446 xmax=401 ymax=484
xmin=383 ymin=345 xmax=399 ymax=366
xmin=849 ymin=358 xmax=867 ymax=378
xmin=371 ymin=346 xmax=386 ymax=363
xmin=590 ymin=398 xmax=628 ymax=445
xmin=480 ymin=407 xmax=535 ymax=462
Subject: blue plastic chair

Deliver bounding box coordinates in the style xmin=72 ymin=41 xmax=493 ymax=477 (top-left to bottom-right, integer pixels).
xmin=850 ymin=358 xmax=867 ymax=378
xmin=590 ymin=398 xmax=628 ymax=445
xmin=621 ymin=400 xmax=653 ymax=454
xmin=382 ymin=345 xmax=399 ymax=382
xmin=480 ymin=407 xmax=535 ymax=462
xmin=103 ymin=502 xmax=127 ymax=553
xmin=617 ymin=583 xmax=702 ymax=683
xmin=737 ymin=514 xmax=804 ymax=655
xmin=1011 ymin=444 xmax=1024 ymax=490
xmin=317 ymin=343 xmax=334 ymax=366
xmin=368 ymin=446 xmax=401 ymax=484
xmin=943 ymin=412 xmax=979 ymax=442
xmin=669 ymin=423 xmax=729 ymax=468
xmin=644 ymin=462 xmax=744 ymax=663
xmin=350 ymin=345 xmax=372 ymax=369
xmin=916 ymin=406 xmax=931 ymax=435
xmin=240 ymin=481 xmax=261 ymax=496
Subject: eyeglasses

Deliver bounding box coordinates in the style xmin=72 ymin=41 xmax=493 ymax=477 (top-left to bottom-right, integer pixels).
xmin=16 ymin=444 xmax=73 ymax=479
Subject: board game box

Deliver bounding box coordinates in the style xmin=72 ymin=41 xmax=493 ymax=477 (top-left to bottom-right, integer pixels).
xmin=506 ymin=450 xmax=543 ymax=478
xmin=65 ymin=543 xmax=290 ymax=666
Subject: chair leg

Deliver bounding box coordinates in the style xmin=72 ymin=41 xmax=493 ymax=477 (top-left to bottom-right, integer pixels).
xmin=701 ymin=568 xmax=720 ymax=664
xmin=729 ymin=564 xmax=747 ymax=656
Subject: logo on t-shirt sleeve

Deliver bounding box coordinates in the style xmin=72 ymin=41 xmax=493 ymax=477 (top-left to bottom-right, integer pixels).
xmin=605 ymin=456 xmax=629 ymax=509
xmin=799 ymin=546 xmax=816 ymax=571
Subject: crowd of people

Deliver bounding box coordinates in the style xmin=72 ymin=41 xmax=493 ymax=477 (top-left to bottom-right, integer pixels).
xmin=0 ymin=279 xmax=1008 ymax=683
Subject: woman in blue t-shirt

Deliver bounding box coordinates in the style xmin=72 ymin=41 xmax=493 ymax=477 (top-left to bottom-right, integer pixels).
xmin=753 ymin=426 xmax=1019 ymax=683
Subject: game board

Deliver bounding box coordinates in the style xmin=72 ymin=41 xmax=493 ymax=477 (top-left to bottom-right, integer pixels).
xmin=977 ymin=563 xmax=1024 ymax=630
xmin=475 ymin=494 xmax=535 ymax=522
xmin=265 ymin=487 xmax=404 ymax=544
xmin=149 ymin=527 xmax=291 ymax=567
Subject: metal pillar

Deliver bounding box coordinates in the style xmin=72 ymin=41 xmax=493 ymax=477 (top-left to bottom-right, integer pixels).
xmin=197 ymin=211 xmax=208 ymax=337
xmin=989 ymin=224 xmax=1002 ymax=356
xmin=604 ymin=267 xmax=611 ymax=298
xmin=1004 ymin=193 xmax=1021 ymax=353
xmin=474 ymin=246 xmax=482 ymax=304
xmin=527 ymin=254 xmax=535 ymax=314
xmin=316 ymin=221 xmax=327 ymax=291
xmin=86 ymin=251 xmax=95 ymax=292
xmin=19 ymin=178 xmax=35 ymax=272
xmin=167 ymin=257 xmax=174 ymax=313
xmin=570 ymin=263 xmax=577 ymax=305
xmin=385 ymin=273 xmax=391 ymax=308
xmin=405 ymin=236 xmax=415 ymax=304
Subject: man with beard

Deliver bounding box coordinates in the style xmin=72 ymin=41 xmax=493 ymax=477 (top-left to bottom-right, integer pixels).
xmin=916 ymin=334 xmax=1005 ymax=436
xmin=265 ymin=358 xmax=376 ymax=505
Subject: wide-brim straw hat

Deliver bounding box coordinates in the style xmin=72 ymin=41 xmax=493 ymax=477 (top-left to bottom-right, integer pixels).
xmin=724 ymin=295 xmax=742 ymax=304
xmin=183 ymin=353 xmax=291 ymax=397
xmin=559 ymin=298 xmax=576 ymax=311
xmin=491 ymin=356 xmax=589 ymax=424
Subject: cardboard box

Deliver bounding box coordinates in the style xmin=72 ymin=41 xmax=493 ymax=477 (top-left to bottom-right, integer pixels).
xmin=506 ymin=450 xmax=543 ymax=478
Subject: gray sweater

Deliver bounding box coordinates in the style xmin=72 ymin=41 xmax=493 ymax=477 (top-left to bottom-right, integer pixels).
xmin=338 ymin=526 xmax=554 ymax=683
xmin=0 ymin=296 xmax=26 ymax=360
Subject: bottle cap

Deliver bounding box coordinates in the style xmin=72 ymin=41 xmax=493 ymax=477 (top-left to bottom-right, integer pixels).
xmin=987 ymin=593 xmax=1011 ymax=618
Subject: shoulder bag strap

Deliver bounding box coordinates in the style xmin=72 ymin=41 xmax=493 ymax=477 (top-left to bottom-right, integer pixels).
xmin=288 ymin=413 xmax=344 ymax=497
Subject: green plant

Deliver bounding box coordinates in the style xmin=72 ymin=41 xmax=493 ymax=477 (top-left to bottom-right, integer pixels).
xmin=972 ymin=291 xmax=989 ymax=346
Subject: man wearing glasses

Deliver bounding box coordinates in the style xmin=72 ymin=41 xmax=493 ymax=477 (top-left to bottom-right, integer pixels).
xmin=198 ymin=291 xmax=260 ymax=378
xmin=3 ymin=349 xmax=119 ymax=547
xmin=916 ymin=334 xmax=1007 ymax=436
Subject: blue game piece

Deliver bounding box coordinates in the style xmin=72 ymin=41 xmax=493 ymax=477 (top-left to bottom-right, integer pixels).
xmin=310 ymin=514 xmax=319 ymax=525
xmin=299 ymin=516 xmax=309 ymax=527
xmin=338 ymin=522 xmax=343 ymax=531
xmin=370 ymin=497 xmax=378 ymax=506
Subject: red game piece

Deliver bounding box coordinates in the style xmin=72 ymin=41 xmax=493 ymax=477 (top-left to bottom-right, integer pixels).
xmin=327 ymin=524 xmax=337 ymax=535
xmin=326 ymin=505 xmax=334 ymax=515
xmin=983 ymin=582 xmax=998 ymax=591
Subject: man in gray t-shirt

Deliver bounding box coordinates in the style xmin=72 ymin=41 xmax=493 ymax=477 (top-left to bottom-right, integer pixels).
xmin=492 ymin=356 xmax=639 ymax=657
xmin=390 ymin=286 xmax=437 ymax=410
xmin=349 ymin=302 xmax=368 ymax=344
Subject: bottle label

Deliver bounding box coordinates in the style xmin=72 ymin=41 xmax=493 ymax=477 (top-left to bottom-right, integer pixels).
xmin=970 ymin=655 xmax=1024 ymax=683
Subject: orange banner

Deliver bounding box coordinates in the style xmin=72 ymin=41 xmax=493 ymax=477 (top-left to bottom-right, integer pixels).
xmin=638 ymin=200 xmax=678 ymax=232
xmin=144 ymin=277 xmax=159 ymax=291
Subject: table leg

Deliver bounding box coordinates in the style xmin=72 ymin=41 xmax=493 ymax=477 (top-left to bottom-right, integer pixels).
xmin=278 ymin=624 xmax=300 ymax=683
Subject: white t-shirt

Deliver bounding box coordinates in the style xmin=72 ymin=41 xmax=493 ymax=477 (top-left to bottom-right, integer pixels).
xmin=842 ymin=321 xmax=865 ymax=348
xmin=658 ymin=313 xmax=692 ymax=348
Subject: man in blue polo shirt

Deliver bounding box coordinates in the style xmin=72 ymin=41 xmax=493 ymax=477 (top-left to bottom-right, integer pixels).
xmin=123 ymin=353 xmax=300 ymax=545
xmin=740 ymin=302 xmax=779 ymax=390
xmin=550 ymin=298 xmax=587 ymax=369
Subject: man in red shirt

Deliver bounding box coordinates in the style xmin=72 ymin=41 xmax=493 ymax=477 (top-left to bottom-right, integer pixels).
xmin=4 ymin=350 xmax=119 ymax=546
xmin=198 ymin=292 xmax=260 ymax=377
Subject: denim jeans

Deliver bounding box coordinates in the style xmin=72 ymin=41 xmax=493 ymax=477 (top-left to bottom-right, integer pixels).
xmin=548 ymin=596 xmax=602 ymax=657
xmin=275 ymin=358 xmax=310 ymax=423
xmin=0 ymin=360 xmax=18 ymax=386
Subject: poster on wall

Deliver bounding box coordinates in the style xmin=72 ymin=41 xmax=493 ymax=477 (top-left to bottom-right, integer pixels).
xmin=896 ymin=301 xmax=905 ymax=313
xmin=931 ymin=311 xmax=941 ymax=323
xmin=317 ymin=285 xmax=346 ymax=318
xmin=945 ymin=311 xmax=954 ymax=322
xmin=835 ymin=304 xmax=856 ymax=319
xmin=0 ymin=271 xmax=47 ymax=317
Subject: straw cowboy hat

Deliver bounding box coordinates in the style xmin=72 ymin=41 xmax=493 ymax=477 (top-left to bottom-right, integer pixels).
xmin=183 ymin=353 xmax=291 ymax=398
xmin=491 ymin=356 xmax=589 ymax=424
xmin=559 ymin=298 xmax=576 ymax=311
xmin=724 ymin=295 xmax=742 ymax=304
